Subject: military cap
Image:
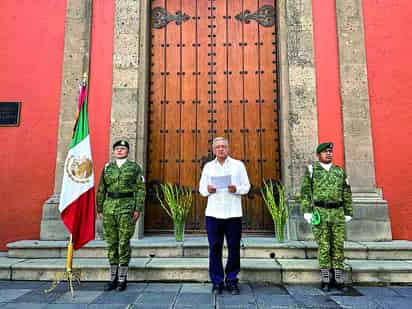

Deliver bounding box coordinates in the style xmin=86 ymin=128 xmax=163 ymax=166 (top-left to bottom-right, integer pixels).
xmin=316 ymin=142 xmax=333 ymax=154
xmin=113 ymin=140 xmax=129 ymax=150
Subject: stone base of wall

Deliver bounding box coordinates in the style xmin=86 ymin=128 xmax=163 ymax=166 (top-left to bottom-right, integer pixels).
xmin=39 ymin=195 xmax=67 ymax=240
xmin=40 ymin=193 xmax=144 ymax=241
xmin=288 ymin=192 xmax=392 ymax=241
xmin=41 ymin=192 xmax=392 ymax=242
xmin=39 ymin=194 xmax=104 ymax=241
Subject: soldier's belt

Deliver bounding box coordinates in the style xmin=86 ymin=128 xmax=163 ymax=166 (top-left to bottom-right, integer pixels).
xmin=107 ymin=192 xmax=134 ymax=199
xmin=314 ymin=201 xmax=343 ymax=209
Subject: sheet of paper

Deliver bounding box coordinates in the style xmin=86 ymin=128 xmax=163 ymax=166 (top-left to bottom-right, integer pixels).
xmin=210 ymin=175 xmax=231 ymax=190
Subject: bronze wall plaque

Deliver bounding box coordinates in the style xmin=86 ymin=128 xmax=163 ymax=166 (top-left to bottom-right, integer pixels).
xmin=0 ymin=102 xmax=21 ymax=126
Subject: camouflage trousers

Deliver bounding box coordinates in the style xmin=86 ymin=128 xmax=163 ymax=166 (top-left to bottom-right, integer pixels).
xmin=103 ymin=213 xmax=136 ymax=265
xmin=312 ymin=221 xmax=345 ymax=269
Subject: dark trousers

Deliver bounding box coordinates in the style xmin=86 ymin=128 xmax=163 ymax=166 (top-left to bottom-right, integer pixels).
xmin=206 ymin=216 xmax=242 ymax=285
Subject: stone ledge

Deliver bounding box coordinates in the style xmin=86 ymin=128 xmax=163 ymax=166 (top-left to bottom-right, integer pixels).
xmin=278 ymin=259 xmax=328 ymax=284
xmin=348 ymin=260 xmax=412 ymax=283
xmin=0 ymin=257 xmax=27 ymax=280
xmin=2 ymin=257 xmax=412 ymax=284
xmin=8 ymin=239 xmax=412 ymax=260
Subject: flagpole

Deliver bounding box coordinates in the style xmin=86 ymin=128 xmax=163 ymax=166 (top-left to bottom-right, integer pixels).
xmin=65 ymin=234 xmax=76 ymax=297
xmin=45 ymin=234 xmax=79 ymax=297
xmin=66 ymin=234 xmax=74 ymax=273
xmin=46 ymin=0 xmax=94 ymax=297
xmin=46 ymin=73 xmax=91 ymax=298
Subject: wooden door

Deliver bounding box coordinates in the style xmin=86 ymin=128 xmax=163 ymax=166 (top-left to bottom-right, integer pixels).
xmin=146 ymin=0 xmax=280 ymax=233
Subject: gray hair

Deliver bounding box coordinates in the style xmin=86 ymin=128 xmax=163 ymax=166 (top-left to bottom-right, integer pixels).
xmin=212 ymin=137 xmax=229 ymax=149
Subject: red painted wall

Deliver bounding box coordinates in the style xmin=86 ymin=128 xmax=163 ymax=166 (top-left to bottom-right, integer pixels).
xmin=88 ymin=1 xmax=114 ymax=190
xmin=312 ymin=0 xmax=344 ymax=166
xmin=0 ymin=1 xmax=67 ymax=250
xmin=363 ymin=1 xmax=412 ymax=239
xmin=0 ymin=1 xmax=114 ymax=250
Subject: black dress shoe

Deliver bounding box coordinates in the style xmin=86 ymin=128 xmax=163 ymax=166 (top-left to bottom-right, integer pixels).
xmin=117 ymin=280 xmax=127 ymax=292
xmin=227 ymin=283 xmax=240 ymax=295
xmin=104 ymin=279 xmax=118 ymax=291
xmin=212 ymin=283 xmax=223 ymax=295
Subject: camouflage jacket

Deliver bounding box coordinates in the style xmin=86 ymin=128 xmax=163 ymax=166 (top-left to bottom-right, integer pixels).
xmin=96 ymin=160 xmax=145 ymax=214
xmin=300 ymin=161 xmax=353 ymax=217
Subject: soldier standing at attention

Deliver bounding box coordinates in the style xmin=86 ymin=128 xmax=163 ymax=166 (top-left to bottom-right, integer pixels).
xmin=300 ymin=142 xmax=353 ymax=291
xmin=97 ymin=140 xmax=145 ymax=292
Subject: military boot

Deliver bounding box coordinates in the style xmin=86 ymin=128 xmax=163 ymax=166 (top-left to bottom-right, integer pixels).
xmin=320 ymin=268 xmax=331 ymax=292
xmin=333 ymin=268 xmax=345 ymax=290
xmin=104 ymin=264 xmax=118 ymax=291
xmin=117 ymin=265 xmax=128 ymax=291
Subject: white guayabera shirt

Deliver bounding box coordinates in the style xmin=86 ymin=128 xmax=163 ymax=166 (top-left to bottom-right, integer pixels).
xmin=199 ymin=156 xmax=251 ymax=219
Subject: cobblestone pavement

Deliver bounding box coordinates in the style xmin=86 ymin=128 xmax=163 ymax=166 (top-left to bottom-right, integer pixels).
xmin=0 ymin=281 xmax=411 ymax=308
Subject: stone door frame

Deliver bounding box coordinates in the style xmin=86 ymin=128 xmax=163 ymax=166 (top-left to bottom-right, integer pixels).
xmin=111 ymin=0 xmax=319 ymax=238
xmin=110 ymin=0 xmax=391 ymax=240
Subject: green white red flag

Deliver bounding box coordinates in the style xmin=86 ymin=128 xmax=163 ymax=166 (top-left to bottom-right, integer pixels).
xmin=59 ymin=81 xmax=95 ymax=250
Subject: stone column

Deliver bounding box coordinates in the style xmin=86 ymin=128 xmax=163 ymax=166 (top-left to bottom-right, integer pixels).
xmin=335 ymin=0 xmax=392 ymax=240
xmin=40 ymin=0 xmax=93 ymax=240
xmin=111 ymin=0 xmax=150 ymax=239
xmin=336 ymin=0 xmax=376 ymax=193
xmin=278 ymin=0 xmax=319 ymax=240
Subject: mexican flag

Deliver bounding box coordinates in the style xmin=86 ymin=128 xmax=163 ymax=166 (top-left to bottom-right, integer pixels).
xmin=59 ymin=82 xmax=95 ymax=250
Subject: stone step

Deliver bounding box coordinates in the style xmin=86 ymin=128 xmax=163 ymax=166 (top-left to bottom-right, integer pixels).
xmin=1 ymin=256 xmax=412 ymax=284
xmin=7 ymin=237 xmax=412 ymax=260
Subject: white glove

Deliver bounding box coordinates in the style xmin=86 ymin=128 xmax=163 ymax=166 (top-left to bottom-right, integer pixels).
xmin=345 ymin=215 xmax=352 ymax=222
xmin=304 ymin=213 xmax=312 ymax=223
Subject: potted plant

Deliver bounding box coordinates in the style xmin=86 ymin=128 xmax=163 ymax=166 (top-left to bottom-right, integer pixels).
xmin=156 ymin=183 xmax=193 ymax=242
xmin=261 ymin=180 xmax=289 ymax=242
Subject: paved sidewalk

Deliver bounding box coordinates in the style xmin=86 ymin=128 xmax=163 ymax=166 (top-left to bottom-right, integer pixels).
xmin=0 ymin=281 xmax=411 ymax=308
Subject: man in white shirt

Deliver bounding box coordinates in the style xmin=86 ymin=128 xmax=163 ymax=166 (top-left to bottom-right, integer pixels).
xmin=199 ymin=137 xmax=250 ymax=295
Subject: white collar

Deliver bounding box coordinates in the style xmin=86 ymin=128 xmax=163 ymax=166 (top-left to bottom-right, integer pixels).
xmin=319 ymin=162 xmax=332 ymax=171
xmin=214 ymin=156 xmax=231 ymax=166
xmin=116 ymin=158 xmax=127 ymax=168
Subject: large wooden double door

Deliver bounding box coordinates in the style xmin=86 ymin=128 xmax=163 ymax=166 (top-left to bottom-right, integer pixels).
xmin=145 ymin=0 xmax=280 ymax=233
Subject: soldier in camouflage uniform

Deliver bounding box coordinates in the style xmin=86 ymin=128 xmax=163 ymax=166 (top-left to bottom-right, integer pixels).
xmin=97 ymin=140 xmax=145 ymax=292
xmin=300 ymin=142 xmax=353 ymax=291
